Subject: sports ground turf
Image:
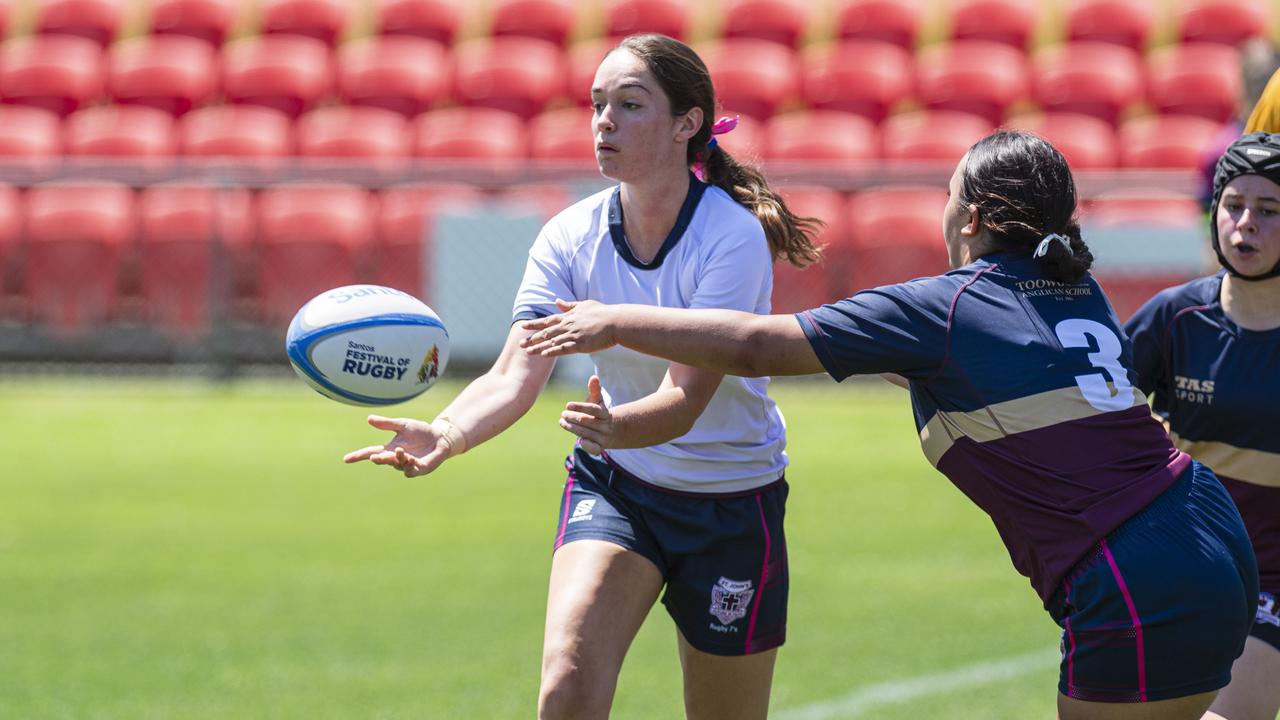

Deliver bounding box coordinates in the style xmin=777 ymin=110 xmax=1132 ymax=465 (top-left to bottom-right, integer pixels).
xmin=1 ymin=377 xmax=1063 ymax=718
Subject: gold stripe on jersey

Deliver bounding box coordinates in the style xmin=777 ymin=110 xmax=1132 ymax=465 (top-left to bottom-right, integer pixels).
xmin=1170 ymin=434 xmax=1280 ymax=488
xmin=919 ymin=384 xmax=1146 ymax=466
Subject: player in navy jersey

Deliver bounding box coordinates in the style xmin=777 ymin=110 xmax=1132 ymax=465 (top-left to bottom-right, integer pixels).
xmin=1125 ymin=132 xmax=1280 ymax=720
xmin=345 ymin=34 xmax=821 ymax=720
xmin=521 ymin=130 xmax=1260 ymax=719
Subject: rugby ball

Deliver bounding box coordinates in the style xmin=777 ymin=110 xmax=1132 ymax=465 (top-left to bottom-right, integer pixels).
xmin=285 ymin=285 xmax=450 ymax=406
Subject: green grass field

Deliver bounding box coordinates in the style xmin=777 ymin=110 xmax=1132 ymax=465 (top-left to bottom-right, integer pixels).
xmin=0 ymin=377 xmax=1063 ymax=719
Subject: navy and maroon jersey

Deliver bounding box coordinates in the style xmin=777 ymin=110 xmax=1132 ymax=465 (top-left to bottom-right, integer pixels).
xmin=1124 ymin=273 xmax=1280 ymax=591
xmin=798 ymin=253 xmax=1190 ymax=603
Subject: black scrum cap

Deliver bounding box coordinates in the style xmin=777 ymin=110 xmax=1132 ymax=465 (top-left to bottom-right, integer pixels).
xmin=1210 ymin=131 xmax=1280 ymax=280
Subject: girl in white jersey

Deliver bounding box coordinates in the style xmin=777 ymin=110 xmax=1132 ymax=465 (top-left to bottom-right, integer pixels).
xmin=344 ymin=33 xmax=821 ymax=720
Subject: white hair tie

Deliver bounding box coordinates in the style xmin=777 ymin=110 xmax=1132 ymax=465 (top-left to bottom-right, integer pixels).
xmin=1033 ymin=233 xmax=1073 ymax=258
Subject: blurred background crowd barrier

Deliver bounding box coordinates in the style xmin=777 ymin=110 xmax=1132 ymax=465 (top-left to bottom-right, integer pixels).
xmin=0 ymin=0 xmax=1266 ymax=375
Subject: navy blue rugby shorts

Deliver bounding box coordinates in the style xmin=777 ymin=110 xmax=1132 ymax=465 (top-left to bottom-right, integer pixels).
xmin=553 ymin=447 xmax=788 ymax=656
xmin=1048 ymin=461 xmax=1259 ymax=703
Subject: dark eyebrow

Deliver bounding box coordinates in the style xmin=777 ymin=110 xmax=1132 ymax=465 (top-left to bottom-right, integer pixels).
xmin=590 ymin=82 xmax=653 ymax=95
xmin=1223 ymin=190 xmax=1280 ymax=203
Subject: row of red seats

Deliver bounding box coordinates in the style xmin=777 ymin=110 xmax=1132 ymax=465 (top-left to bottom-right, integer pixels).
xmin=17 ymin=0 xmax=1270 ymax=51
xmin=0 ymin=181 xmax=1203 ymax=332
xmin=0 ymin=32 xmax=1248 ymax=128
xmin=0 ymin=102 xmax=1226 ymax=171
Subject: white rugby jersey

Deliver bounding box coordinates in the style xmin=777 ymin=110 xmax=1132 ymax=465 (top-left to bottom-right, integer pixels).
xmin=513 ymin=175 xmax=788 ymax=494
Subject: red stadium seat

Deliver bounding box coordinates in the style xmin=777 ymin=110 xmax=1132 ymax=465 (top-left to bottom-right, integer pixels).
xmin=0 ymin=105 xmax=62 ymax=160
xmin=490 ymin=0 xmax=581 ymax=47
xmin=107 ymin=35 xmax=217 ymax=116
xmin=23 ymin=182 xmax=136 ymax=330
xmin=915 ymin=40 xmax=1030 ymax=125
xmin=773 ymin=185 xmax=850 ymax=312
xmin=1065 ymin=0 xmax=1157 ymax=51
xmin=0 ymin=35 xmax=104 ymax=117
xmin=149 ymin=0 xmax=239 ymax=46
xmin=722 ymin=0 xmax=814 ymax=48
xmin=35 ymin=0 xmax=123 ymax=46
xmin=1005 ymin=112 xmax=1119 ymax=169
xmin=529 ymin=107 xmax=595 ymax=167
xmin=834 ymin=0 xmax=924 ymax=50
xmin=799 ymin=40 xmax=912 ymax=123
xmin=1084 ymin=190 xmax=1207 ymax=320
xmin=1178 ymin=0 xmax=1269 ymax=46
xmin=947 ymin=0 xmax=1043 ymax=49
xmin=881 ymin=110 xmax=994 ymax=164
xmin=500 ymin=183 xmax=572 ymax=221
xmin=64 ymin=104 xmax=179 ymax=158
xmin=374 ymin=0 xmax=464 ymax=44
xmin=1031 ymin=41 xmax=1144 ymax=126
xmin=179 ymin=105 xmax=294 ymax=157
xmin=764 ymin=110 xmax=878 ymax=164
xmin=256 ymin=184 xmax=376 ymax=323
xmin=450 ymin=37 xmax=566 ymax=120
xmin=697 ymin=39 xmax=799 ymax=121
xmin=602 ymin=0 xmax=691 ymax=40
xmin=221 ymin=35 xmax=333 ymax=118
xmin=411 ymin=107 xmax=528 ymax=160
xmin=375 ymin=183 xmax=483 ymax=296
xmin=295 ymin=105 xmax=411 ymax=161
xmin=0 ymin=1 xmax=12 ymax=42
xmin=261 ymin=0 xmax=355 ymax=46
xmin=138 ymin=183 xmax=255 ymax=332
xmin=336 ymin=35 xmax=448 ymax=117
xmin=567 ymin=39 xmax=613 ymax=106
xmin=1146 ymin=42 xmax=1241 ymax=124
xmin=847 ymin=185 xmax=950 ymax=290
xmin=1117 ymin=114 xmax=1223 ymax=168
xmin=0 ymin=184 xmax=21 ymax=301
xmin=714 ymin=114 xmax=764 ymax=160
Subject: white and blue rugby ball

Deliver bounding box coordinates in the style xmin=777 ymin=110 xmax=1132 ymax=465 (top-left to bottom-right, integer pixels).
xmin=285 ymin=285 xmax=450 ymax=406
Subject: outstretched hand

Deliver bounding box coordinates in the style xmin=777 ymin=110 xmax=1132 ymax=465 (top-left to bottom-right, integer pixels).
xmin=560 ymin=375 xmax=614 ymax=455
xmin=343 ymin=415 xmax=451 ymax=478
xmin=520 ymin=299 xmax=618 ymax=357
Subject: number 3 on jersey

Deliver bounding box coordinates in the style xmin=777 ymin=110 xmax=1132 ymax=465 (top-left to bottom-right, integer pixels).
xmin=1054 ymin=319 xmax=1135 ymax=412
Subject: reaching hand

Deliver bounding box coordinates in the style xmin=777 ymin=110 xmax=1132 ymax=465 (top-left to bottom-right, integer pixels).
xmin=343 ymin=415 xmax=451 ymax=478
xmin=520 ymin=299 xmax=618 ymax=357
xmin=560 ymin=375 xmax=614 ymax=455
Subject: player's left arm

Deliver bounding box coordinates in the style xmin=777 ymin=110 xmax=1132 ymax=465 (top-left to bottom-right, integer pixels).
xmin=559 ymin=363 xmax=723 ymax=453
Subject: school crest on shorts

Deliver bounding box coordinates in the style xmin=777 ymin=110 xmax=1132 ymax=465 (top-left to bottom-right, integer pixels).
xmin=710 ymin=577 xmax=755 ymax=625
xmin=1260 ymin=592 xmax=1279 ymax=628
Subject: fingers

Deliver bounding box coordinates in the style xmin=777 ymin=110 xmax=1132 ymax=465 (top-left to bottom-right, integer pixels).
xmin=520 ymin=316 xmax=556 ymax=334
xmin=560 ymin=415 xmax=605 ymax=446
xmin=585 ymin=374 xmax=602 ymax=404
xmin=367 ymin=415 xmax=407 ymax=432
xmin=343 ymin=445 xmax=386 ymax=463
xmin=563 ymin=403 xmax=607 ymax=420
xmin=554 ymin=298 xmax=578 ymax=311
xmin=579 ymin=439 xmax=604 ymax=455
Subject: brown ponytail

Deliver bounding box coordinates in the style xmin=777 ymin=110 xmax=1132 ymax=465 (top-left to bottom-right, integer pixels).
xmin=617 ymin=33 xmax=823 ymax=268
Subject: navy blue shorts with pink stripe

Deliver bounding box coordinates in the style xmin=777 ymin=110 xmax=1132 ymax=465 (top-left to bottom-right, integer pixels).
xmin=554 ymin=447 xmax=788 ymax=656
xmin=1048 ymin=461 xmax=1258 ymax=703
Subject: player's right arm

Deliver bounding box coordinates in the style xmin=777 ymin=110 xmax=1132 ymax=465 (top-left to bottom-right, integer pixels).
xmin=521 ymin=299 xmax=824 ymax=377
xmin=344 ymin=323 xmax=557 ymax=477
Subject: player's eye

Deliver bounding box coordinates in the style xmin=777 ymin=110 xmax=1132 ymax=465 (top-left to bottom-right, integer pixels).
xmin=591 ymin=102 xmax=605 ymax=113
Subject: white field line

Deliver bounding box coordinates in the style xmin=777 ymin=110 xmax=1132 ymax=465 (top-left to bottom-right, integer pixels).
xmin=774 ymin=647 xmax=1061 ymax=720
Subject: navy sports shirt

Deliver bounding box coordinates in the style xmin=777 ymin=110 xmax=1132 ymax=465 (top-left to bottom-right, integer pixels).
xmin=1125 ymin=273 xmax=1280 ymax=589
xmin=798 ymin=254 xmax=1190 ymax=604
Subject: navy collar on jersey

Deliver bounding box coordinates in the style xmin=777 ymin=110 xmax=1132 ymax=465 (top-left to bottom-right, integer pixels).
xmin=608 ymin=172 xmax=708 ymax=270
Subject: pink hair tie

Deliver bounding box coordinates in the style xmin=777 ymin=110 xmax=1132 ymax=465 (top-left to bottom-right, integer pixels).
xmin=694 ymin=115 xmax=739 ymax=180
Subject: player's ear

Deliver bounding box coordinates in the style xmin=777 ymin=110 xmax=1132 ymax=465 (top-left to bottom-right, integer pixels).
xmin=960 ymin=204 xmax=981 ymax=237
xmin=674 ymin=106 xmax=703 ymax=144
